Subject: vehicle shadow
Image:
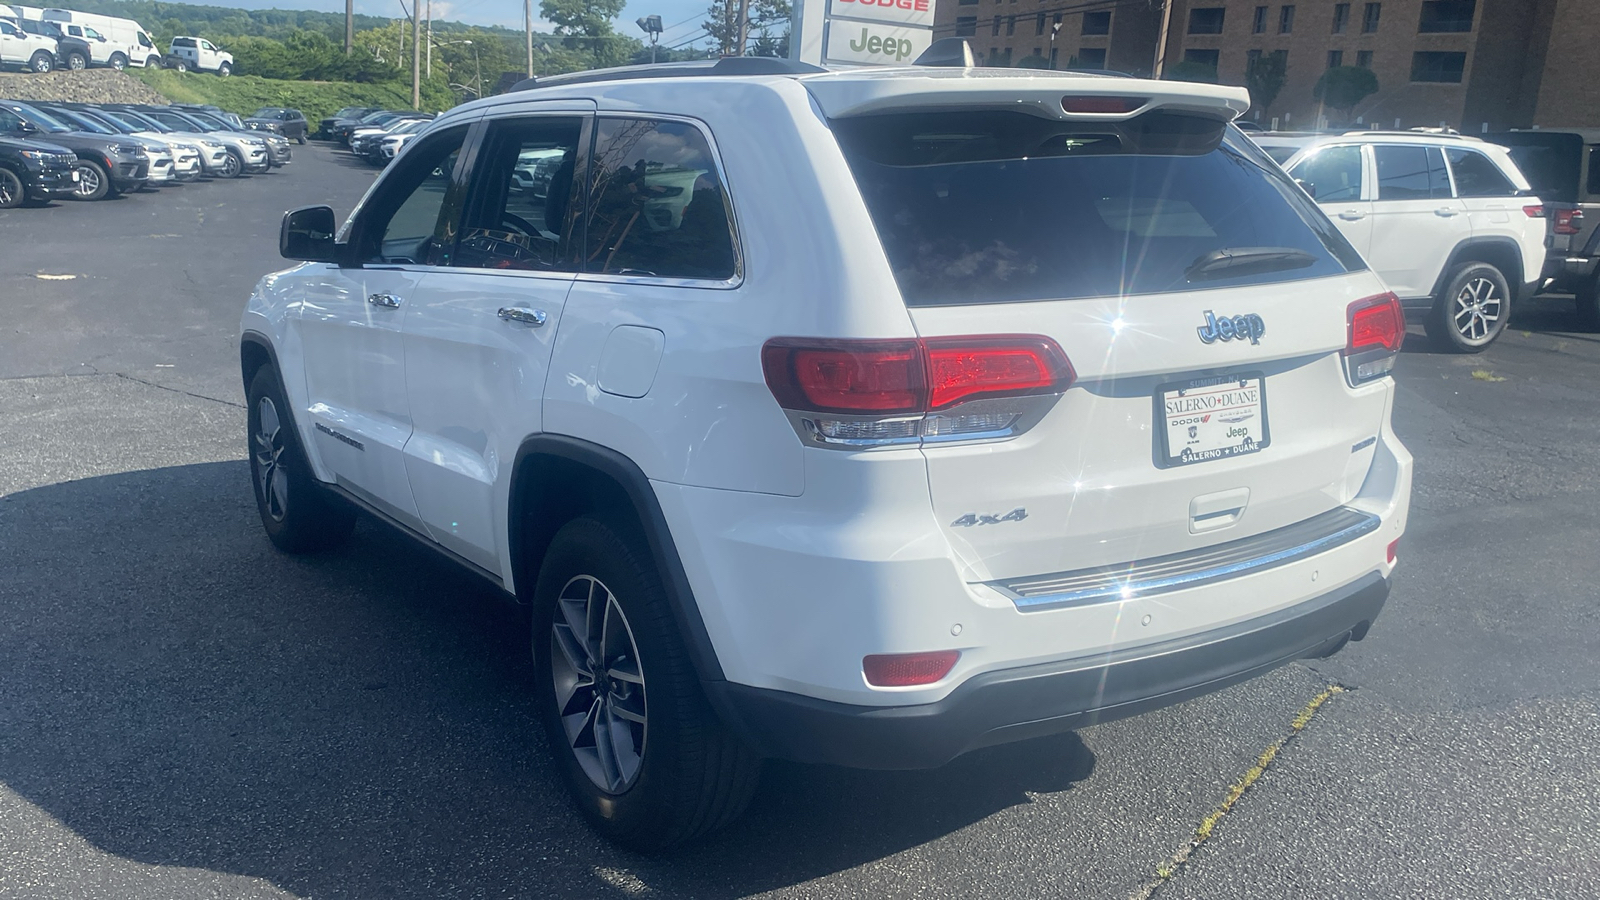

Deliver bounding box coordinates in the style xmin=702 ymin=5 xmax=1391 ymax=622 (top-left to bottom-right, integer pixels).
xmin=1401 ymin=292 xmax=1600 ymax=354
xmin=0 ymin=461 xmax=1095 ymax=898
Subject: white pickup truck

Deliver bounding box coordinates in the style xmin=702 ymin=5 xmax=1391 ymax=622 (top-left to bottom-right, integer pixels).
xmin=166 ymin=35 xmax=231 ymax=75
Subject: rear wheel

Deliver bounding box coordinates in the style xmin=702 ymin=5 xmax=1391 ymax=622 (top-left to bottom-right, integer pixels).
xmin=296 ymin=132 xmax=307 ymax=145
xmin=71 ymin=159 xmax=110 ymax=201
xmin=246 ymin=367 xmax=356 ymax=553
xmin=29 ymin=50 xmax=53 ymax=73
xmin=66 ymin=52 xmax=86 ymax=70
xmin=0 ymin=168 xmax=24 ymax=208
xmin=534 ymin=517 xmax=761 ymax=851
xmin=1425 ymin=262 xmax=1510 ymax=353
xmin=171 ymin=59 xmax=187 ymax=73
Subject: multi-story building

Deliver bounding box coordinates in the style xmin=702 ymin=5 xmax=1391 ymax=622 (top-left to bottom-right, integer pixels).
xmin=930 ymin=0 xmax=1598 ymax=129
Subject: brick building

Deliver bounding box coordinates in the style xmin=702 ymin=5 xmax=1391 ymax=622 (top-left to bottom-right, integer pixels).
xmin=930 ymin=0 xmax=1599 ymax=129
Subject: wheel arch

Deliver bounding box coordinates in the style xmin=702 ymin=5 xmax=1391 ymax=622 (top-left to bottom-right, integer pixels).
xmin=239 ymin=330 xmax=278 ymax=393
xmin=1431 ymin=237 xmax=1525 ymax=300
xmin=509 ymin=434 xmax=725 ymax=683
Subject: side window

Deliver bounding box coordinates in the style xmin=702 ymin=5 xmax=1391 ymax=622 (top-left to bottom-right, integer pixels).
xmin=356 ymin=126 xmax=467 ymax=265
xmin=0 ymin=107 xmax=24 ymax=132
xmin=1445 ymin=148 xmax=1516 ymax=197
xmin=584 ymin=117 xmax=737 ymax=281
xmin=453 ymin=116 xmax=584 ymax=272
xmin=1290 ymin=145 xmax=1363 ymax=202
xmin=1 ymin=21 xmax=16 ymax=35
xmin=1587 ymin=147 xmax=1600 ymax=197
xmin=1374 ymin=145 xmax=1449 ymax=200
xmin=201 ymin=40 xmax=215 ymax=51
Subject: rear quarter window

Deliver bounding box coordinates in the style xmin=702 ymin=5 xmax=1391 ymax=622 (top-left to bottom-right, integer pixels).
xmin=831 ymin=110 xmax=1362 ymax=307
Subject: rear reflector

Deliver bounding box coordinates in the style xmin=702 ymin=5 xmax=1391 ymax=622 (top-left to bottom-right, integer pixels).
xmin=1344 ymin=293 xmax=1405 ymax=385
xmin=1387 ymin=539 xmax=1399 ymax=564
xmin=863 ymin=650 xmax=960 ymax=687
xmin=1061 ymin=95 xmax=1147 ymax=114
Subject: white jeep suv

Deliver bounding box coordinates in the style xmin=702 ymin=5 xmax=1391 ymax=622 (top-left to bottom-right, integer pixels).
xmin=1256 ymin=131 xmax=1546 ymax=352
xmin=243 ymin=57 xmax=1412 ymax=849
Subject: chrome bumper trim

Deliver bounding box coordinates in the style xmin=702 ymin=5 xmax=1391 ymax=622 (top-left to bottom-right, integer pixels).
xmin=992 ymin=506 xmax=1381 ymax=612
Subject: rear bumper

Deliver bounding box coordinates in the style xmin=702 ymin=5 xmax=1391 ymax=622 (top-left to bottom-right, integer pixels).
xmin=1541 ymin=254 xmax=1598 ymax=292
xmin=710 ymin=572 xmax=1388 ymax=769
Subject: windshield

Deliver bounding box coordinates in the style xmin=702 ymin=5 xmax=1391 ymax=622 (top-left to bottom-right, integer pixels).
xmin=185 ymin=112 xmax=228 ymax=131
xmin=253 ymin=109 xmax=285 ymax=118
xmin=9 ymin=103 xmax=71 ymax=133
xmin=99 ymin=109 xmax=154 ymax=132
xmin=50 ymin=108 xmax=115 ymax=134
xmin=831 ymin=110 xmax=1362 ymax=307
xmin=118 ymin=110 xmax=170 ymax=132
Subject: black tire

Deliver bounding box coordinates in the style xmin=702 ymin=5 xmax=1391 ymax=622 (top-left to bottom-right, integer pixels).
xmin=109 ymin=52 xmax=127 ymax=71
xmin=217 ymin=62 xmax=231 ymax=77
xmin=1424 ymin=262 xmax=1511 ymax=353
xmin=533 ymin=517 xmax=761 ymax=851
xmin=71 ymin=159 xmax=110 ymax=201
xmin=1576 ymin=273 xmax=1600 ymax=333
xmin=296 ymin=133 xmax=307 ymax=145
xmin=0 ymin=167 xmax=24 ymax=208
xmin=28 ymin=50 xmax=53 ymax=73
xmin=66 ymin=52 xmax=86 ymax=70
xmin=246 ymin=366 xmax=356 ymax=554
xmin=171 ymin=59 xmax=187 ymax=73
xmin=219 ymin=148 xmax=243 ymax=178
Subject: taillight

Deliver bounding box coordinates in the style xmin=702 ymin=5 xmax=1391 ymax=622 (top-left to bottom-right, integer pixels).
xmin=863 ymin=651 xmax=960 ymax=687
xmin=1522 ymin=204 xmax=1544 ymax=219
xmin=1344 ymin=292 xmax=1405 ymax=385
xmin=762 ymin=335 xmax=1075 ymax=448
xmin=1554 ymin=208 xmax=1584 ymax=235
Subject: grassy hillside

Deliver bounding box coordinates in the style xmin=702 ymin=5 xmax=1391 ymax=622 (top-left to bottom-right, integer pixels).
xmin=133 ymin=68 xmax=452 ymax=122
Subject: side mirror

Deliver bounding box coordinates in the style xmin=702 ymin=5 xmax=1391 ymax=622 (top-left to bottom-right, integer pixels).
xmin=280 ymin=205 xmax=340 ymax=263
xmin=17 ymin=120 xmax=37 ymax=134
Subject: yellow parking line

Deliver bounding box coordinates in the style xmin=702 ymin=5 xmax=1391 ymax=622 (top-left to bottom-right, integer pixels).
xmin=1131 ymin=685 xmax=1347 ymax=899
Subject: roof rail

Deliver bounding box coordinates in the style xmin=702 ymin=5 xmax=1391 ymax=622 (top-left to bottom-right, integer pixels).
xmin=513 ymin=56 xmax=826 ymax=93
xmin=1339 ymin=128 xmax=1481 ymax=141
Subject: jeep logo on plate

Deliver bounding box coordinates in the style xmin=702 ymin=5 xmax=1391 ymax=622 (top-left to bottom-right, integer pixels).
xmin=1197 ymin=311 xmax=1266 ymax=346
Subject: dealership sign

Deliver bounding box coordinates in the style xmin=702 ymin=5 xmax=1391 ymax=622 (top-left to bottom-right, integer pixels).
xmin=792 ymin=0 xmax=938 ymax=66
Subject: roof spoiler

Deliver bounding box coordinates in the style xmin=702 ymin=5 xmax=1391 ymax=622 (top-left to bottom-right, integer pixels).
xmin=913 ymin=38 xmax=977 ymax=68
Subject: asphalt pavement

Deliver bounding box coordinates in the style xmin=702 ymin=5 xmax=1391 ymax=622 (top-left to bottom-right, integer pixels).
xmin=1 ymin=145 xmax=1597 ymax=900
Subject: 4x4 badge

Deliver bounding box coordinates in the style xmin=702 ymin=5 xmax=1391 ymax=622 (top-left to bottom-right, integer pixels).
xmin=1197 ymin=311 xmax=1266 ymax=345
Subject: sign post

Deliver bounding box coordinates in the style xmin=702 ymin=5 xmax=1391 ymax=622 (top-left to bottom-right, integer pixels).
xmin=791 ymin=0 xmax=938 ymax=67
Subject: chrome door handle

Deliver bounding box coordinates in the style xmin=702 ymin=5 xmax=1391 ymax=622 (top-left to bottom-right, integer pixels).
xmin=1338 ymin=210 xmax=1366 ymax=221
xmin=498 ymin=307 xmax=547 ymax=327
xmin=1434 ymin=208 xmax=1459 ymax=217
xmin=367 ymin=292 xmax=402 ymax=308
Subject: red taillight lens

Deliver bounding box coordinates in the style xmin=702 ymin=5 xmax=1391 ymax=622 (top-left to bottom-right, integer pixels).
xmin=1387 ymin=539 xmax=1399 ymax=564
xmin=1523 ymin=204 xmax=1544 ymax=218
xmin=863 ymin=650 xmax=960 ymax=687
xmin=1061 ymin=95 xmax=1147 ymax=114
xmin=776 ymin=341 xmax=924 ymax=413
xmin=1554 ymin=208 xmax=1584 ymax=235
xmin=1347 ymin=293 xmax=1405 ymax=355
xmin=925 ymin=336 xmax=1075 ymax=410
xmin=762 ymin=336 xmax=1074 ymax=415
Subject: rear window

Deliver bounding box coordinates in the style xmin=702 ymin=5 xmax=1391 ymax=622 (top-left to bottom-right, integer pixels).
xmin=172 ymin=37 xmax=195 ymax=47
xmin=1488 ymin=132 xmax=1581 ymax=202
xmin=831 ymin=110 xmax=1362 ymax=307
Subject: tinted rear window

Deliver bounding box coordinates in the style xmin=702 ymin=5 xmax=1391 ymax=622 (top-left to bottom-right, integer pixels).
xmin=1488 ymin=132 xmax=1581 ymax=202
xmin=831 ymin=111 xmax=1362 ymax=307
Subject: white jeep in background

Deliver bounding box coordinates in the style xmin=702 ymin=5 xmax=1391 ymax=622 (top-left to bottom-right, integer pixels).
xmin=1256 ymin=131 xmax=1547 ymax=352
xmin=166 ymin=35 xmax=231 ymax=75
xmin=0 ymin=17 xmax=56 ymax=71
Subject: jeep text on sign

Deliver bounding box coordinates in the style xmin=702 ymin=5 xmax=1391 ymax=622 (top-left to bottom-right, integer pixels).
xmin=827 ymin=0 xmax=935 ymax=28
xmin=823 ymin=22 xmax=933 ymax=65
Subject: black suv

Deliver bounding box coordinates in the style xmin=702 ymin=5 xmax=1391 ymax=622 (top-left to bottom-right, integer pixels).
xmin=1490 ymin=129 xmax=1600 ymax=327
xmin=0 ymin=100 xmax=148 ymax=200
xmin=317 ymin=106 xmax=376 ymax=140
xmin=244 ymin=107 xmax=308 ymax=144
xmin=0 ymin=132 xmax=78 ymax=207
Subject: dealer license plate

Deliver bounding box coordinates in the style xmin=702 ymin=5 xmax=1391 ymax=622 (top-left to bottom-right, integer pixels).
xmin=1156 ymin=373 xmax=1270 ymax=468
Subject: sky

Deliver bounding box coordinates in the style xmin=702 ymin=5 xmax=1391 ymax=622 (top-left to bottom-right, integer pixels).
xmin=220 ymin=0 xmax=720 ymax=53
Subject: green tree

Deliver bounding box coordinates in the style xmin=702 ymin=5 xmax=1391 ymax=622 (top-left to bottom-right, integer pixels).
xmin=703 ymin=0 xmax=789 ymax=56
xmin=1164 ymin=60 xmax=1219 ymax=83
xmin=541 ymin=0 xmax=639 ymax=66
xmin=1246 ymin=53 xmax=1288 ymax=118
xmin=1314 ymin=65 xmax=1380 ymax=120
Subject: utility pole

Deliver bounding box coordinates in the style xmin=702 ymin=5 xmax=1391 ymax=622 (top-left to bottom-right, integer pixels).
xmin=734 ymin=0 xmax=750 ymax=56
xmin=525 ymin=0 xmax=534 ymax=79
xmin=344 ymin=0 xmax=353 ymax=54
xmin=410 ymin=0 xmax=421 ymax=108
xmin=425 ymin=0 xmax=432 ymax=77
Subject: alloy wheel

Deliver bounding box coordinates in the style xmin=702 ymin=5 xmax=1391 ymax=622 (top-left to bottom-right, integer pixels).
xmin=0 ymin=171 xmax=19 ymax=207
xmin=31 ymin=54 xmax=51 ymax=73
xmin=1453 ymin=276 xmax=1502 ymax=343
xmin=550 ymin=574 xmax=648 ymax=794
xmin=74 ymin=164 xmax=101 ymax=199
xmin=68 ymin=54 xmax=85 ymax=70
xmin=221 ymin=153 xmax=240 ymax=177
xmin=252 ymin=396 xmax=289 ymax=522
